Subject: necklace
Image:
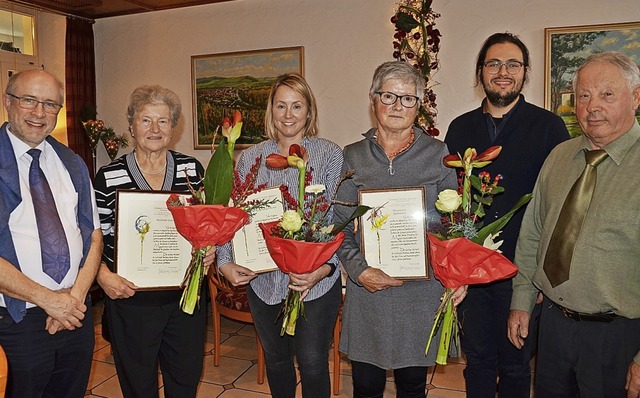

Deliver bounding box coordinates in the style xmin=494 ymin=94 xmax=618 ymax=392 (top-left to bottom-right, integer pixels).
xmin=379 ymin=131 xmax=415 ymax=160
xmin=134 ymin=151 xmax=167 ymax=175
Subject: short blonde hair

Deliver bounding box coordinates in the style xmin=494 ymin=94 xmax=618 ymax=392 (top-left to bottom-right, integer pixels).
xmin=264 ymin=74 xmax=319 ymax=141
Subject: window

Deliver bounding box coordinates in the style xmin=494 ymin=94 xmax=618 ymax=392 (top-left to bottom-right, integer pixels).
xmin=0 ymin=9 xmax=35 ymax=56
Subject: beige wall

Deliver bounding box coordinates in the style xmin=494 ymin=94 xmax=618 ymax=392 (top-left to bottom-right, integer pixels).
xmin=90 ymin=0 xmax=639 ymax=168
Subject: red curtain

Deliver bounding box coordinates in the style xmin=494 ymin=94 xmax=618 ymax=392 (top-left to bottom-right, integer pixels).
xmin=65 ymin=17 xmax=96 ymax=176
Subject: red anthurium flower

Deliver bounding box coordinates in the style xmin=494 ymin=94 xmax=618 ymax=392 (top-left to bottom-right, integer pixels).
xmin=221 ymin=110 xmax=243 ymax=146
xmin=287 ymin=144 xmax=308 ymax=170
xmin=232 ymin=109 xmax=242 ymax=125
xmin=443 ymin=146 xmax=502 ymax=214
xmin=476 ymin=146 xmax=502 ymax=162
xmin=444 ymin=146 xmax=502 ymax=171
xmin=266 ymin=153 xmax=290 ymax=168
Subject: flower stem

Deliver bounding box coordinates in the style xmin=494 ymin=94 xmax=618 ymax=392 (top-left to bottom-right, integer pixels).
xmin=279 ymin=289 xmax=305 ymax=336
xmin=180 ymin=246 xmax=210 ymax=314
xmin=297 ymin=165 xmax=306 ymax=216
xmin=436 ymin=289 xmax=455 ymax=365
xmin=425 ymin=288 xmax=458 ymax=366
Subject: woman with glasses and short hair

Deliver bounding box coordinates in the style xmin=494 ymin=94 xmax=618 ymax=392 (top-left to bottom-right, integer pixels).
xmin=334 ymin=61 xmax=467 ymax=398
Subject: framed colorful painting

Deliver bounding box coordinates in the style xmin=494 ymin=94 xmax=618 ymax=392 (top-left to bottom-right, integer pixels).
xmin=191 ymin=46 xmax=304 ymax=149
xmin=544 ymin=22 xmax=640 ymax=137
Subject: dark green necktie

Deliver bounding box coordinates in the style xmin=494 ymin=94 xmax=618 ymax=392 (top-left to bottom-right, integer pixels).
xmin=543 ymin=149 xmax=608 ymax=287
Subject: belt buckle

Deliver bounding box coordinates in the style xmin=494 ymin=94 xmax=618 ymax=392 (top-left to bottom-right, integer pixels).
xmin=559 ymin=306 xmax=579 ymax=321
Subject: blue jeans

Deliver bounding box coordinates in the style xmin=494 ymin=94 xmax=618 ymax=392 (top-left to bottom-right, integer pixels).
xmin=458 ymin=279 xmax=539 ymax=398
xmin=247 ymin=278 xmax=341 ymax=398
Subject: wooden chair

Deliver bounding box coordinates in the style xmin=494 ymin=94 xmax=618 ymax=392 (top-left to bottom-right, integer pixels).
xmin=0 ymin=344 xmax=7 ymax=398
xmin=332 ymin=299 xmax=343 ymax=395
xmin=207 ymin=265 xmax=265 ymax=384
xmin=332 ymin=287 xmax=346 ymax=395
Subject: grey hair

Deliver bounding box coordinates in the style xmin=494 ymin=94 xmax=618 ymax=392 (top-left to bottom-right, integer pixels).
xmin=573 ymin=51 xmax=640 ymax=92
xmin=126 ymin=85 xmax=182 ymax=127
xmin=6 ymin=69 xmax=64 ymax=104
xmin=369 ymin=61 xmax=426 ymax=100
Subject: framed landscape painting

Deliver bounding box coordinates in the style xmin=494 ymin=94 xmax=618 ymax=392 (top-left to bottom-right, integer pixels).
xmin=544 ymin=22 xmax=640 ymax=137
xmin=191 ymin=46 xmax=304 ymax=149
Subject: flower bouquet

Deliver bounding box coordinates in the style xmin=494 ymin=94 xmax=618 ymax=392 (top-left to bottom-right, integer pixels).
xmin=391 ymin=0 xmax=441 ymax=136
xmin=82 ymin=119 xmax=128 ymax=159
xmin=167 ymin=111 xmax=271 ymax=314
xmin=259 ymin=144 xmax=368 ymax=336
xmin=101 ymin=128 xmax=129 ymax=160
xmin=82 ymin=119 xmax=107 ymax=150
xmin=425 ymin=146 xmax=531 ymax=365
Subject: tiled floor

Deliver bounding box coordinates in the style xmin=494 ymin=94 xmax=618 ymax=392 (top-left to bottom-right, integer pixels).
xmin=85 ymin=301 xmax=467 ymax=397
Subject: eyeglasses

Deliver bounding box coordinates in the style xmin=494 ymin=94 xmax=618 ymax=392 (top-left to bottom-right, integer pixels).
xmin=375 ymin=91 xmax=420 ymax=108
xmin=483 ymin=60 xmax=525 ymax=75
xmin=6 ymin=93 xmax=63 ymax=115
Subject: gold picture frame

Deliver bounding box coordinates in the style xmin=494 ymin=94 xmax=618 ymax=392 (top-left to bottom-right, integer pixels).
xmin=191 ymin=46 xmax=304 ymax=149
xmin=544 ymin=21 xmax=640 ymax=137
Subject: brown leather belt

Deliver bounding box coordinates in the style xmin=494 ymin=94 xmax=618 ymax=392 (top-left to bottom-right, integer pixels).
xmin=553 ymin=302 xmax=619 ymax=323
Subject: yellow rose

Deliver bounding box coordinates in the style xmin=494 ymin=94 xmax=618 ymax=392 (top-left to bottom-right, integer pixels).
xmin=280 ymin=210 xmax=303 ymax=233
xmin=435 ymin=189 xmax=461 ymax=213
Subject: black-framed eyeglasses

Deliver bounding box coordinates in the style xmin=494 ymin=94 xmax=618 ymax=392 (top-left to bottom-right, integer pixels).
xmin=6 ymin=93 xmax=63 ymax=115
xmin=375 ymin=91 xmax=420 ymax=108
xmin=483 ymin=60 xmax=525 ymax=75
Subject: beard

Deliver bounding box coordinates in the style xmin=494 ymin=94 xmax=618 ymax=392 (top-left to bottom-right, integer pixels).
xmin=482 ymin=76 xmax=524 ymax=108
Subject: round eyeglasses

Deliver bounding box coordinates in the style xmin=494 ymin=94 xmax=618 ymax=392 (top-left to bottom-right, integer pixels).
xmin=6 ymin=93 xmax=63 ymax=115
xmin=483 ymin=60 xmax=525 ymax=75
xmin=375 ymin=91 xmax=420 ymax=108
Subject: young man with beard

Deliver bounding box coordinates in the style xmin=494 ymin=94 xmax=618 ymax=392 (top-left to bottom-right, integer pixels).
xmin=444 ymin=32 xmax=569 ymax=398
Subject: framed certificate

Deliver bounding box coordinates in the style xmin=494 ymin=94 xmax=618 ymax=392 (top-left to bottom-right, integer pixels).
xmin=359 ymin=187 xmax=429 ymax=279
xmin=114 ymin=190 xmax=192 ymax=290
xmin=232 ymin=186 xmax=284 ymax=273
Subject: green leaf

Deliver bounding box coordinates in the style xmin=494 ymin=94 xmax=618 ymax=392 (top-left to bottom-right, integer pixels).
xmin=473 ymin=193 xmax=532 ymax=245
xmin=490 ymin=186 xmax=505 ymax=195
xmin=396 ymin=12 xmax=419 ymax=32
xmin=204 ymin=137 xmax=233 ymax=205
xmin=470 ymin=174 xmax=482 ymax=191
xmin=477 ymin=195 xmax=492 ymax=206
xmin=331 ymin=205 xmax=371 ymax=235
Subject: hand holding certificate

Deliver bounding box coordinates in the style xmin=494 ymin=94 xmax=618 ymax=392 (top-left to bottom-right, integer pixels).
xmin=231 ymin=186 xmax=284 ymax=273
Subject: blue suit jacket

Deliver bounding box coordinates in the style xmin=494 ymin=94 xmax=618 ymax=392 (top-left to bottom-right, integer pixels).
xmin=0 ymin=122 xmax=95 ymax=322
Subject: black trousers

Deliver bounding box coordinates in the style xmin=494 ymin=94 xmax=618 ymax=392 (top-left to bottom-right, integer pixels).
xmin=458 ymin=279 xmax=538 ymax=398
xmin=0 ymin=302 xmax=94 ymax=398
xmin=351 ymin=361 xmax=428 ymax=398
xmin=107 ymin=297 xmax=206 ymax=398
xmin=536 ymin=297 xmax=640 ymax=397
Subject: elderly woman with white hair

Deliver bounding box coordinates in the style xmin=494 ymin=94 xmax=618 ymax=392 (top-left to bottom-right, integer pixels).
xmin=94 ymin=85 xmax=208 ymax=398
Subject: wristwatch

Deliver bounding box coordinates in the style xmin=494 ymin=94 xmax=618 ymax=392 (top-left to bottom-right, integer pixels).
xmin=326 ymin=262 xmax=337 ymax=278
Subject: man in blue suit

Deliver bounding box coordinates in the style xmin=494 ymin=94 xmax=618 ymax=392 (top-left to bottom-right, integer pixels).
xmin=0 ymin=69 xmax=103 ymax=398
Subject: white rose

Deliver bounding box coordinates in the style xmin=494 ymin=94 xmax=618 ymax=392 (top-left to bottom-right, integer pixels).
xmin=435 ymin=189 xmax=462 ymax=213
xmin=280 ymin=210 xmax=304 ymax=233
xmin=305 ymin=184 xmax=326 ymax=195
